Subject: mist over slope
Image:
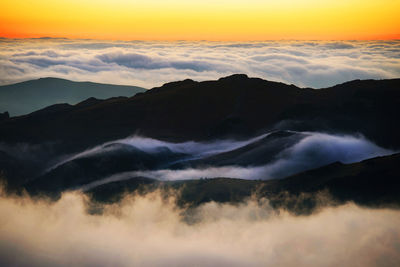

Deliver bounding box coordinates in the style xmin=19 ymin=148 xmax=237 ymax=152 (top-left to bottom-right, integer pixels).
xmin=0 ymin=77 xmax=145 ymax=116
xmin=16 ymin=131 xmax=395 ymax=203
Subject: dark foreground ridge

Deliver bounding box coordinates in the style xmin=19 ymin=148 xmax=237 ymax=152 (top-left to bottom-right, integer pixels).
xmin=0 ymin=75 xmax=399 ymax=155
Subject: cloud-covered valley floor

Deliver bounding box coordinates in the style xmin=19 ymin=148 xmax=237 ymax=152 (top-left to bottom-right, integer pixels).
xmin=0 ymin=188 xmax=399 ymax=267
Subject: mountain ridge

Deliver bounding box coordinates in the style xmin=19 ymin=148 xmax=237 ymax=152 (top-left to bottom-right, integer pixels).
xmin=0 ymin=74 xmax=399 ymax=154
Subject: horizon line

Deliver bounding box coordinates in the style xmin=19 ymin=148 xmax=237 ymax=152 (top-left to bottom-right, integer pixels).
xmin=1 ymin=36 xmax=400 ymax=42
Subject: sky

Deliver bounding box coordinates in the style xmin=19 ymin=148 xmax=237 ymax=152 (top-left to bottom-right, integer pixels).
xmin=1 ymin=39 xmax=399 ymax=88
xmin=1 ymin=0 xmax=399 ymax=40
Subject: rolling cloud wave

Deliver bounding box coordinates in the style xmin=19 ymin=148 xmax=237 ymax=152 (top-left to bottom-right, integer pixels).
xmin=39 ymin=131 xmax=394 ymax=191
xmin=81 ymin=132 xmax=392 ymax=190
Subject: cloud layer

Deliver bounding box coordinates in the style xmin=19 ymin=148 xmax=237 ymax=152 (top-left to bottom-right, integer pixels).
xmin=0 ymin=190 xmax=399 ymax=267
xmin=1 ymin=39 xmax=399 ymax=88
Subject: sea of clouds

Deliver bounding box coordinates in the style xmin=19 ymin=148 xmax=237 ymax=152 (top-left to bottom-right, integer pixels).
xmin=0 ymin=189 xmax=399 ymax=267
xmin=1 ymin=38 xmax=399 ymax=88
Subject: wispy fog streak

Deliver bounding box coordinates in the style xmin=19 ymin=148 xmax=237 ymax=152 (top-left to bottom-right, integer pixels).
xmin=45 ymin=133 xmax=270 ymax=173
xmin=74 ymin=132 xmax=394 ymax=190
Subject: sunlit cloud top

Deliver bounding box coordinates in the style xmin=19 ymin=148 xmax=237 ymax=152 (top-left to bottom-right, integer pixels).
xmin=1 ymin=39 xmax=399 ymax=88
xmin=1 ymin=0 xmax=399 ymax=40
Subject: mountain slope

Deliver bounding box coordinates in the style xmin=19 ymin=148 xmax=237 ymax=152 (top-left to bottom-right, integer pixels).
xmin=0 ymin=75 xmax=399 ymax=155
xmin=265 ymin=152 xmax=400 ymax=206
xmin=85 ymin=153 xmax=400 ymax=211
xmin=0 ymin=77 xmax=146 ymax=116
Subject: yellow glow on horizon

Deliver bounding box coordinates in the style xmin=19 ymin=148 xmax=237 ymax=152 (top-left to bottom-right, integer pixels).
xmin=1 ymin=0 xmax=399 ymax=40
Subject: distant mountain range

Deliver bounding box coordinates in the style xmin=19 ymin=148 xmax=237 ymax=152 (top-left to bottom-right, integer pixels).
xmin=0 ymin=77 xmax=146 ymax=116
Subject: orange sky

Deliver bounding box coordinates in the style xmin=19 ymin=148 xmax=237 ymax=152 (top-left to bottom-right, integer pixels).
xmin=1 ymin=0 xmax=399 ymax=40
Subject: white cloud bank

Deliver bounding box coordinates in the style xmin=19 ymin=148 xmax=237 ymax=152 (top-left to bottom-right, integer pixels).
xmin=0 ymin=190 xmax=399 ymax=267
xmin=1 ymin=38 xmax=399 ymax=88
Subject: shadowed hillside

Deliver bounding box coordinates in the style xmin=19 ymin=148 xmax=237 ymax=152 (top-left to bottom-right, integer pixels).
xmin=85 ymin=153 xmax=400 ymax=213
xmin=0 ymin=75 xmax=399 ymax=156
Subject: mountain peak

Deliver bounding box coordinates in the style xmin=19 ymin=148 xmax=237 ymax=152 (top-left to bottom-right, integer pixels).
xmin=218 ymin=74 xmax=249 ymax=82
xmin=76 ymin=97 xmax=102 ymax=107
xmin=37 ymin=77 xmax=67 ymax=81
xmin=162 ymin=78 xmax=197 ymax=88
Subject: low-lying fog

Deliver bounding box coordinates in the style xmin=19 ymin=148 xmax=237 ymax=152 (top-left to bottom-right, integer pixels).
xmin=0 ymin=189 xmax=399 ymax=267
xmin=44 ymin=131 xmax=393 ymax=190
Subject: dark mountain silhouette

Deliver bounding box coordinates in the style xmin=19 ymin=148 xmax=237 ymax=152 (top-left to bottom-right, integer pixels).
xmin=0 ymin=74 xmax=399 ymax=157
xmin=0 ymin=74 xmax=399 ymax=211
xmin=0 ymin=77 xmax=146 ymax=116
